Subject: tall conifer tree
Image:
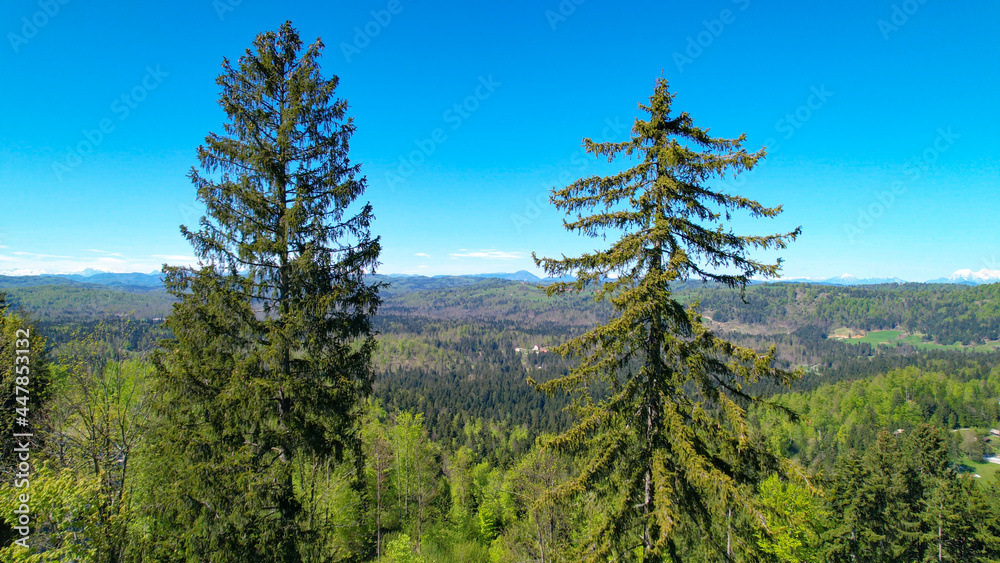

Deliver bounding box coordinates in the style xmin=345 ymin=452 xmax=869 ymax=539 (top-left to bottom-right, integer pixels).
xmin=149 ymin=22 xmax=380 ymax=560
xmin=532 ymin=77 xmax=801 ymax=561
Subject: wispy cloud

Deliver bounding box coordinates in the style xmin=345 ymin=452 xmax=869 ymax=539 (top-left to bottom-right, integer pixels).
xmin=0 ymin=251 xmax=173 ymax=275
xmin=449 ymin=249 xmax=523 ymax=260
xmin=415 ymin=252 xmax=431 ymax=258
xmin=13 ymin=251 xmax=75 ymax=259
xmin=86 ymin=249 xmax=124 ymax=257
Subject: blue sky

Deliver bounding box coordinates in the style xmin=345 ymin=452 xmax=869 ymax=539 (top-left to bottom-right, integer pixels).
xmin=1 ymin=0 xmax=997 ymax=280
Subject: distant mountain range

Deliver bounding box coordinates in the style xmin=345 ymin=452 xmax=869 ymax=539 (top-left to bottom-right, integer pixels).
xmin=0 ymin=270 xmax=165 ymax=290
xmin=466 ymin=270 xmax=577 ymax=283
xmin=775 ymin=269 xmax=1000 ymax=286
xmin=3 ymin=269 xmax=1000 ymax=288
xmin=50 ymin=271 xmax=166 ymax=288
xmin=384 ymin=270 xmax=575 ymax=284
xmin=926 ymin=269 xmax=1000 ymax=285
xmin=775 ymin=274 xmax=909 ymax=286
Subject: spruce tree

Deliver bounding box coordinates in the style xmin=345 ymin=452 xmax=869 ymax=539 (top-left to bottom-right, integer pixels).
xmin=532 ymin=77 xmax=801 ymax=561
xmin=149 ymin=21 xmax=380 ymax=561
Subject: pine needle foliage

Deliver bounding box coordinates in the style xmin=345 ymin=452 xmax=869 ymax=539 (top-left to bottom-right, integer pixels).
xmin=532 ymin=78 xmax=802 ymax=562
xmin=150 ymin=22 xmax=380 ymax=561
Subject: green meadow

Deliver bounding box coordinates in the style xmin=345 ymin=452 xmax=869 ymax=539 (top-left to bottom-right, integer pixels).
xmin=959 ymin=458 xmax=1000 ymax=483
xmin=834 ymin=329 xmax=1000 ymax=352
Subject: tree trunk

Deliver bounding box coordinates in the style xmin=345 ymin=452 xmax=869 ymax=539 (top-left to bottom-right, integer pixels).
xmin=642 ymin=240 xmax=664 ymax=553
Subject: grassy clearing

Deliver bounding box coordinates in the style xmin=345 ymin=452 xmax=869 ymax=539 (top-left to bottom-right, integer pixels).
xmin=833 ymin=328 xmax=1000 ymax=352
xmin=958 ymin=457 xmax=1000 ymax=483
xmin=861 ymin=330 xmax=902 ymax=344
xmin=831 ymin=327 xmax=865 ymax=338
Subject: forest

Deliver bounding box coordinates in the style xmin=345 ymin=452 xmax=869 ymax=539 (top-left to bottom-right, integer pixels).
xmin=2 ymin=21 xmax=999 ymax=563
xmin=3 ymin=287 xmax=1000 ymax=561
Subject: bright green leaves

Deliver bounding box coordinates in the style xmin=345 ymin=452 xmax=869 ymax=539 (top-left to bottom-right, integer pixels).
xmin=0 ymin=463 xmax=100 ymax=563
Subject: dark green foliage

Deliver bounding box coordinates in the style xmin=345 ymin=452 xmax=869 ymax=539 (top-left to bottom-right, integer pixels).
xmin=5 ymin=273 xmax=1000 ymax=560
xmin=146 ymin=21 xmax=380 ymax=561
xmin=823 ymin=426 xmax=1000 ymax=562
xmin=532 ymin=78 xmax=801 ymax=561
xmin=824 ymin=432 xmax=922 ymax=561
xmin=374 ymin=313 xmax=576 ymax=447
xmin=0 ymin=276 xmax=175 ymax=322
xmin=686 ymin=281 xmax=1000 ymax=346
xmin=758 ymin=366 xmax=1000 ymax=473
xmin=733 ymin=328 xmax=1000 ymax=394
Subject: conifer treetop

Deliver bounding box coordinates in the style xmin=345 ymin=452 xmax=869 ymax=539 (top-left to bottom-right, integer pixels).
xmin=181 ymin=20 xmax=377 ymax=294
xmin=535 ymin=77 xmax=800 ymax=296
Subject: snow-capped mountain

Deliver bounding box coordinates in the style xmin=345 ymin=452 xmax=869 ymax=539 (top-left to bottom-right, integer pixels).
xmin=778 ymin=270 xmax=1000 ymax=287
xmin=779 ymin=269 xmax=1000 ymax=286
xmin=927 ymin=269 xmax=1000 ymax=285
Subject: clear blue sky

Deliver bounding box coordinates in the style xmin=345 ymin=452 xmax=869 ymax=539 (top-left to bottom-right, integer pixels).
xmin=1 ymin=0 xmax=997 ymax=280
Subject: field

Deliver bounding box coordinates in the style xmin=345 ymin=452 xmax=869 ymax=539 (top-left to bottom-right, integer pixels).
xmin=833 ymin=329 xmax=1000 ymax=352
xmin=958 ymin=457 xmax=1000 ymax=483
